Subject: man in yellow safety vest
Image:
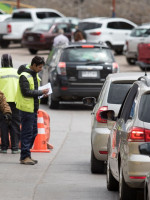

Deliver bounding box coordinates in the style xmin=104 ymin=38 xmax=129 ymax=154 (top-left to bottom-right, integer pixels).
xmin=16 ymin=56 xmax=49 ymax=165
xmin=0 ymin=54 xmax=20 ymax=154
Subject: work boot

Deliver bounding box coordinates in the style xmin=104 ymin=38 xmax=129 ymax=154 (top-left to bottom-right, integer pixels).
xmin=31 ymin=158 xmax=38 ymax=164
xmin=0 ymin=149 xmax=7 ymax=154
xmin=20 ymin=157 xmax=35 ymax=165
xmin=12 ymin=149 xmax=21 ymax=154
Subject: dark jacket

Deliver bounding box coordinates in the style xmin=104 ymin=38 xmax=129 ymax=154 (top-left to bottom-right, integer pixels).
xmin=17 ymin=65 xmax=43 ymax=112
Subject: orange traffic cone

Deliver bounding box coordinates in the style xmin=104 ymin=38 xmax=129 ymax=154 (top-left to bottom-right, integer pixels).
xmin=31 ymin=111 xmax=50 ymax=153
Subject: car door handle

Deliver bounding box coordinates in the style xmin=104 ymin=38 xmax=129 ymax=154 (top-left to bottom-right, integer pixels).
xmin=91 ymin=112 xmax=95 ymax=115
xmin=109 ymin=32 xmax=113 ymax=35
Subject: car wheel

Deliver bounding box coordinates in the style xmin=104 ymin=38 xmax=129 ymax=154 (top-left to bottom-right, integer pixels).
xmin=115 ymin=49 xmax=123 ymax=55
xmin=107 ymin=158 xmax=119 ymax=191
xmin=126 ymin=58 xmax=136 ymax=65
xmin=48 ymin=95 xmax=59 ymax=109
xmin=91 ymin=149 xmax=104 ymax=174
xmin=29 ymin=49 xmax=38 ymax=55
xmin=119 ymin=164 xmax=136 ymax=200
xmin=0 ymin=40 xmax=10 ymax=48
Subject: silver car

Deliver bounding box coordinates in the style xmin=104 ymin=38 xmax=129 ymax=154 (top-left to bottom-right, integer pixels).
xmin=90 ymin=72 xmax=145 ymax=174
xmin=101 ymin=75 xmax=150 ymax=200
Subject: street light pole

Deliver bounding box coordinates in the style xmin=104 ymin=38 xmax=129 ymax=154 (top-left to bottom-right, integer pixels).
xmin=17 ymin=0 xmax=20 ymax=9
xmin=112 ymin=0 xmax=115 ymax=17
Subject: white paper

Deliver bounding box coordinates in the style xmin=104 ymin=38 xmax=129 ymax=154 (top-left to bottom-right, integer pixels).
xmin=38 ymin=83 xmax=52 ymax=99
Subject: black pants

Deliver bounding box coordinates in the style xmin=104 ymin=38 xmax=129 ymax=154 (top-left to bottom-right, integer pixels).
xmin=0 ymin=102 xmax=21 ymax=151
xmin=20 ymin=111 xmax=37 ymax=160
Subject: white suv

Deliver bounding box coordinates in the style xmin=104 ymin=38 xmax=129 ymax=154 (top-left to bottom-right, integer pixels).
xmin=78 ymin=17 xmax=137 ymax=54
xmin=124 ymin=24 xmax=150 ymax=65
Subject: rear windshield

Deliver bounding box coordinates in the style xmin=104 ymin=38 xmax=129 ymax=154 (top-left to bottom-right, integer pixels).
xmin=78 ymin=22 xmax=102 ymax=30
xmin=107 ymin=83 xmax=132 ymax=104
xmin=12 ymin=12 xmax=32 ymax=20
xmin=32 ymin=23 xmax=52 ymax=32
xmin=139 ymin=93 xmax=150 ymax=123
xmin=130 ymin=28 xmax=149 ymax=37
xmin=61 ymin=48 xmax=114 ymax=62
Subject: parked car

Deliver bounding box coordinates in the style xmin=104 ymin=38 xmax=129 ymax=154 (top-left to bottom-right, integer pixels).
xmin=39 ymin=42 xmax=119 ymax=109
xmin=139 ymin=142 xmax=150 ymax=200
xmin=83 ymin=72 xmax=145 ymax=174
xmin=101 ymin=75 xmax=150 ymax=200
xmin=0 ymin=8 xmax=65 ymax=48
xmin=136 ymin=43 xmax=150 ymax=71
xmin=78 ymin=17 xmax=137 ymax=54
xmin=124 ymin=24 xmax=150 ymax=65
xmin=22 ymin=21 xmax=72 ymax=54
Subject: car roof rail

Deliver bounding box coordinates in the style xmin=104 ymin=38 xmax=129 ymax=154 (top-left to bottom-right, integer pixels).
xmin=138 ymin=76 xmax=150 ymax=87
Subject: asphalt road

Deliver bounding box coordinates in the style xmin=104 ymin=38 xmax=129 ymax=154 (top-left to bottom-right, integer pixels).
xmin=0 ymin=45 xmax=143 ymax=200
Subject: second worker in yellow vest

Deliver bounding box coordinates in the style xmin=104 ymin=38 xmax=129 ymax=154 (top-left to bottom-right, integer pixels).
xmin=0 ymin=54 xmax=20 ymax=154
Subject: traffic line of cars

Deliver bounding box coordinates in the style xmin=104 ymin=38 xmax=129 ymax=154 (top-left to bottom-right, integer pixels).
xmin=83 ymin=73 xmax=150 ymax=200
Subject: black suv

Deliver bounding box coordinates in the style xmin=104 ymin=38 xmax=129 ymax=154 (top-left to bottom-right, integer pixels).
xmin=40 ymin=42 xmax=119 ymax=109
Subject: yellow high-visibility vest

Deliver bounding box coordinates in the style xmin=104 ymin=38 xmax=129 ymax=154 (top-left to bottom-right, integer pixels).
xmin=15 ymin=72 xmax=40 ymax=113
xmin=0 ymin=68 xmax=19 ymax=102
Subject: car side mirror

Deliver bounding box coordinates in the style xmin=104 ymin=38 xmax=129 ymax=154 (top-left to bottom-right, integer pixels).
xmin=100 ymin=110 xmax=116 ymax=121
xmin=139 ymin=143 xmax=150 ymax=156
xmin=82 ymin=97 xmax=96 ymax=107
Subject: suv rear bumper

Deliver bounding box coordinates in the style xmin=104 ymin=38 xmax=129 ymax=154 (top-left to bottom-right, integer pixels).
xmin=52 ymin=84 xmax=103 ymax=100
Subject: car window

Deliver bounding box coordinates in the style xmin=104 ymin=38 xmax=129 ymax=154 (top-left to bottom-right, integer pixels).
xmin=107 ymin=22 xmax=118 ymax=29
xmin=12 ymin=12 xmax=32 ymax=20
xmin=139 ymin=93 xmax=150 ymax=123
xmin=36 ymin=12 xmax=48 ymax=19
xmin=32 ymin=23 xmax=52 ymax=32
xmin=56 ymin=24 xmax=71 ymax=33
xmin=61 ymin=48 xmax=114 ymax=62
xmin=130 ymin=28 xmax=148 ymax=37
xmin=118 ymin=22 xmax=134 ymax=30
xmin=47 ymin=12 xmax=61 ymax=18
xmin=78 ymin=22 xmax=102 ymax=30
xmin=119 ymin=83 xmax=138 ymax=122
xmin=107 ymin=83 xmax=133 ymax=104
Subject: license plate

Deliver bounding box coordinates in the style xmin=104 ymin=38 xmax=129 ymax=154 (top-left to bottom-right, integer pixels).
xmin=27 ymin=36 xmax=34 ymax=41
xmin=81 ymin=71 xmax=98 ymax=78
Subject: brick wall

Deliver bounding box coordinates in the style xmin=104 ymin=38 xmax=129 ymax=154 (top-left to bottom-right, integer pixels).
xmin=11 ymin=0 xmax=150 ymax=24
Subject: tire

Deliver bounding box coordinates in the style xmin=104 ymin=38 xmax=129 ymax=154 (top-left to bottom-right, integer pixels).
xmin=107 ymin=159 xmax=119 ymax=191
xmin=115 ymin=49 xmax=123 ymax=55
xmin=119 ymin=164 xmax=136 ymax=200
xmin=0 ymin=40 xmax=10 ymax=48
xmin=28 ymin=49 xmax=38 ymax=55
xmin=126 ymin=58 xmax=136 ymax=65
xmin=48 ymin=95 xmax=59 ymax=109
xmin=91 ymin=149 xmax=105 ymax=174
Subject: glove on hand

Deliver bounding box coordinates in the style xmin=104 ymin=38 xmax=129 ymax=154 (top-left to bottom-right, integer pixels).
xmin=3 ymin=113 xmax=12 ymax=125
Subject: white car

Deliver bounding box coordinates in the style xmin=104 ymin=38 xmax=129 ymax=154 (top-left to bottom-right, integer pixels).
xmin=124 ymin=24 xmax=150 ymax=65
xmin=78 ymin=17 xmax=137 ymax=54
xmin=85 ymin=72 xmax=145 ymax=174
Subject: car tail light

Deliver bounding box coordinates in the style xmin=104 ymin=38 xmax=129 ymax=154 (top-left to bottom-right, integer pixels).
xmin=90 ymin=32 xmax=101 ymax=35
xmin=96 ymin=106 xmax=108 ymax=123
xmin=112 ymin=62 xmax=119 ymax=73
xmin=128 ymin=127 xmax=150 ymax=142
xmin=61 ymin=87 xmax=68 ymax=90
xmin=129 ymin=176 xmax=146 ymax=179
xmin=57 ymin=62 xmax=66 ymax=75
xmin=126 ymin=41 xmax=129 ymax=51
xmin=7 ymin=24 xmax=11 ymax=33
xmin=40 ymin=34 xmax=45 ymax=42
xmin=82 ymin=45 xmax=94 ymax=48
xmin=99 ymin=151 xmax=108 ymax=154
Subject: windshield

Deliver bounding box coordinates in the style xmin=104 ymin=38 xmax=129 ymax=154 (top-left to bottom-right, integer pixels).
xmin=32 ymin=23 xmax=52 ymax=32
xmin=61 ymin=48 xmax=114 ymax=62
xmin=139 ymin=93 xmax=150 ymax=123
xmin=130 ymin=28 xmax=149 ymax=37
xmin=107 ymin=83 xmax=132 ymax=104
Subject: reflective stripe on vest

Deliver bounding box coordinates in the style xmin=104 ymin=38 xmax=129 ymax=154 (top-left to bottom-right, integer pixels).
xmin=0 ymin=68 xmax=19 ymax=102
